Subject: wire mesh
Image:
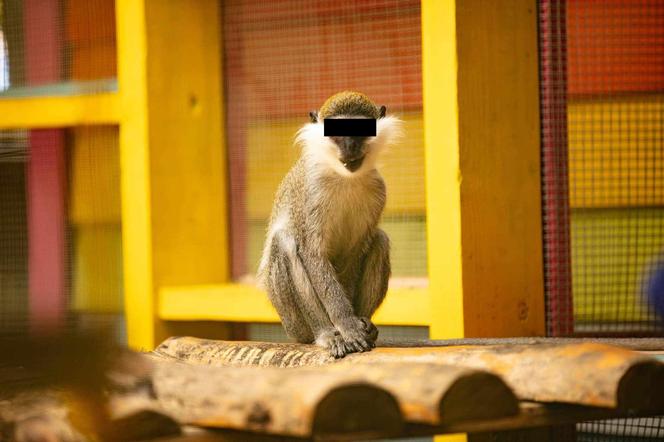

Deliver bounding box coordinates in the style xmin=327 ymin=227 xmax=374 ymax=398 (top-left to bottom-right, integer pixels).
xmin=0 ymin=0 xmax=116 ymax=96
xmin=540 ymin=0 xmax=664 ymax=439
xmin=0 ymin=126 xmax=124 ymax=340
xmin=541 ymin=0 xmax=664 ymax=336
xmin=222 ymin=0 xmax=425 ymax=283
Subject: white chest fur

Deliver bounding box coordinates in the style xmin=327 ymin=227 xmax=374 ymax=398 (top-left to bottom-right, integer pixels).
xmin=311 ymin=172 xmax=384 ymax=259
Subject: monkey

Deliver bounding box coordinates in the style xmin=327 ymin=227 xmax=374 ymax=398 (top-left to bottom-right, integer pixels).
xmin=257 ymin=91 xmax=402 ymax=358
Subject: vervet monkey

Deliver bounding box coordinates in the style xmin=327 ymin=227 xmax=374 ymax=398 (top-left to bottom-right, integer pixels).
xmin=258 ymin=91 xmax=402 ymax=358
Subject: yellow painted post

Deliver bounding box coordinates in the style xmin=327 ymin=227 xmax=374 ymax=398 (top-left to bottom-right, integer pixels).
xmin=116 ymin=0 xmax=230 ymax=349
xmin=423 ymin=0 xmax=545 ymax=338
xmin=423 ymin=0 xmax=465 ymax=340
xmin=116 ymin=0 xmax=154 ymax=350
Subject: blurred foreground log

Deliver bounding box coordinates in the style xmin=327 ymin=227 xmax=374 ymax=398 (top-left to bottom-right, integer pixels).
xmin=155 ymin=337 xmax=664 ymax=411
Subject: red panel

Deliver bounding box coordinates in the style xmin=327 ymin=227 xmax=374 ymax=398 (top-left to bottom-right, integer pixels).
xmin=26 ymin=130 xmax=68 ymax=332
xmin=24 ymin=0 xmax=68 ymax=332
xmin=567 ymin=0 xmax=664 ymax=96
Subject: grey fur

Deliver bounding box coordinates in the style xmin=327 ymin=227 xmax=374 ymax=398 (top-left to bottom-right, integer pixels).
xmin=258 ymin=105 xmax=394 ymax=358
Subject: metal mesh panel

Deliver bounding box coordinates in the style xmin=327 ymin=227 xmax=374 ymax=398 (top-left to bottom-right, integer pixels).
xmin=222 ymin=0 xmax=426 ymax=283
xmin=541 ymin=0 xmax=664 ymax=336
xmin=0 ymin=0 xmax=116 ymax=96
xmin=0 ymin=126 xmax=124 ymax=341
xmin=540 ymin=0 xmax=664 ymax=439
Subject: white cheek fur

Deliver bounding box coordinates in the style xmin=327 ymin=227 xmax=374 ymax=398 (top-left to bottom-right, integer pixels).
xmin=295 ymin=115 xmax=403 ymax=177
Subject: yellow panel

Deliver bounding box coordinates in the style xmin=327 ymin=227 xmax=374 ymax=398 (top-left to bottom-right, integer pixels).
xmin=422 ymin=0 xmax=465 ymax=339
xmin=0 ymin=93 xmax=120 ymax=129
xmin=246 ymin=113 xmax=426 ymax=219
xmin=568 ymin=95 xmax=664 ymax=208
xmin=145 ymin=0 xmax=229 ymax=287
xmin=71 ymin=224 xmax=123 ymax=312
xmin=159 ymin=283 xmax=430 ymax=326
xmin=69 ymin=126 xmax=121 ymax=224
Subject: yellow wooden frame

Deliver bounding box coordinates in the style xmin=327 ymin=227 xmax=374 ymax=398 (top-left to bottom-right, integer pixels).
xmin=0 ymin=0 xmax=545 ymax=351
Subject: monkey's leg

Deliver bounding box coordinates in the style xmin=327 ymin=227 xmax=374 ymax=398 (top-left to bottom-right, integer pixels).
xmin=354 ymin=229 xmax=390 ymax=343
xmin=266 ymin=235 xmax=347 ymax=358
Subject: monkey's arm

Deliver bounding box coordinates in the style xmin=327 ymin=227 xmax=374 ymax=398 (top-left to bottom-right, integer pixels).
xmin=296 ymin=244 xmax=372 ymax=352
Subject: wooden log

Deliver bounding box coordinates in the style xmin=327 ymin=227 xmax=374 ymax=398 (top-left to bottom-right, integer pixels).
xmin=149 ymin=353 xmax=518 ymax=427
xmin=148 ymin=357 xmax=403 ymax=439
xmin=155 ymin=338 xmax=664 ymax=411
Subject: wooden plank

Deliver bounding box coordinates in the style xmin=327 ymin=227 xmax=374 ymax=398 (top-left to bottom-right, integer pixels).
xmin=155 ymin=338 xmax=664 ymax=411
xmin=421 ymin=0 xmax=465 ymax=340
xmin=158 ymin=282 xmax=430 ymax=326
xmin=0 ymin=93 xmax=121 ymax=129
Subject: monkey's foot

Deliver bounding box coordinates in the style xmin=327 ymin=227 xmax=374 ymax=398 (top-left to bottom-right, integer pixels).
xmin=359 ymin=317 xmax=379 ymax=346
xmin=315 ymin=329 xmax=348 ymax=359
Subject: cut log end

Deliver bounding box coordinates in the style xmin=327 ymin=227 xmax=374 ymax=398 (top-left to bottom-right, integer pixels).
xmin=312 ymin=383 xmax=403 ymax=439
xmin=617 ymin=360 xmax=664 ymax=412
xmin=439 ymin=372 xmax=520 ymax=424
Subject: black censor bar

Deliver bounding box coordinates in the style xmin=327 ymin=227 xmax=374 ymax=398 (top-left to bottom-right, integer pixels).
xmin=324 ymin=118 xmax=377 ymax=137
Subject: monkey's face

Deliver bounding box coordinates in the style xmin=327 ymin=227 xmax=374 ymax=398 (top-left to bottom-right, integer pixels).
xmin=297 ymin=108 xmax=402 ymax=178
xmin=329 ymin=136 xmax=369 ymax=173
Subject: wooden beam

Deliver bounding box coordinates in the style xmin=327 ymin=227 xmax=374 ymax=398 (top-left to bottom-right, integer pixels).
xmin=0 ymin=93 xmax=121 ymax=129
xmin=422 ymin=0 xmax=544 ymax=339
xmin=158 ymin=283 xmax=430 ymax=326
xmin=117 ymin=0 xmax=230 ymax=350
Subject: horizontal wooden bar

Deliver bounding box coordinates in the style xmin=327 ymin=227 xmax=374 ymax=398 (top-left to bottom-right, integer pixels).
xmin=155 ymin=338 xmax=664 ymax=411
xmin=0 ymin=93 xmax=121 ymax=129
xmin=158 ymin=282 xmax=430 ymax=326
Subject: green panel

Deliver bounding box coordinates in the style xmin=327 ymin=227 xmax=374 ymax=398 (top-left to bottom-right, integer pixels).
xmin=571 ymin=207 xmax=664 ymax=324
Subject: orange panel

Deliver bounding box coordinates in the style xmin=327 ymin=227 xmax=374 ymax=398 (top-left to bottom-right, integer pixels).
xmin=567 ymin=0 xmax=664 ymax=96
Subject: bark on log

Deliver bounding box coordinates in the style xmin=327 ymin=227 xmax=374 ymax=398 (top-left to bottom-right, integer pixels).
xmin=155 ymin=337 xmax=664 ymax=411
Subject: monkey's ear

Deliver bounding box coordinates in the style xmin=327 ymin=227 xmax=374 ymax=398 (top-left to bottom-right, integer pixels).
xmin=379 ymin=105 xmax=387 ymax=118
xmin=309 ymin=110 xmax=318 ymax=123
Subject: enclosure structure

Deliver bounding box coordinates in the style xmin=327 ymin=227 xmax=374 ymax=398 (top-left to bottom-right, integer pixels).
xmin=0 ymin=0 xmax=662 ymax=350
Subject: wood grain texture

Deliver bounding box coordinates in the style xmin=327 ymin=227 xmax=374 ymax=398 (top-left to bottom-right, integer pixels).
xmin=150 ymin=353 xmax=517 ymax=427
xmin=455 ymin=0 xmax=544 ymax=338
xmin=155 ymin=338 xmax=664 ymax=411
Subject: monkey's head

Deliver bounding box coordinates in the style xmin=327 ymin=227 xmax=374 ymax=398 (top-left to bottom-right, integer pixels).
xmin=298 ymin=91 xmax=402 ymax=177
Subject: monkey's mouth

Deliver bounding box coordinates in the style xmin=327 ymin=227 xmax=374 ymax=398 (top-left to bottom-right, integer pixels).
xmin=342 ymin=155 xmax=365 ymax=172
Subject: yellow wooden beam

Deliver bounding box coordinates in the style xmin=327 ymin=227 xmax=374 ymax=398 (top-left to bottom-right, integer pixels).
xmin=118 ymin=0 xmax=230 ymax=350
xmin=423 ymin=0 xmax=545 ymax=340
xmin=0 ymin=93 xmax=120 ymax=129
xmin=423 ymin=0 xmax=464 ymax=340
xmin=116 ymin=0 xmax=155 ymax=350
xmin=159 ymin=284 xmax=430 ymax=326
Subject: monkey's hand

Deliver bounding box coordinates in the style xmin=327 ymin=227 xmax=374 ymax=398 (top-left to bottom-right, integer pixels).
xmin=315 ymin=329 xmax=347 ymax=359
xmin=337 ymin=317 xmax=373 ymax=354
xmin=359 ymin=317 xmax=379 ymax=346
